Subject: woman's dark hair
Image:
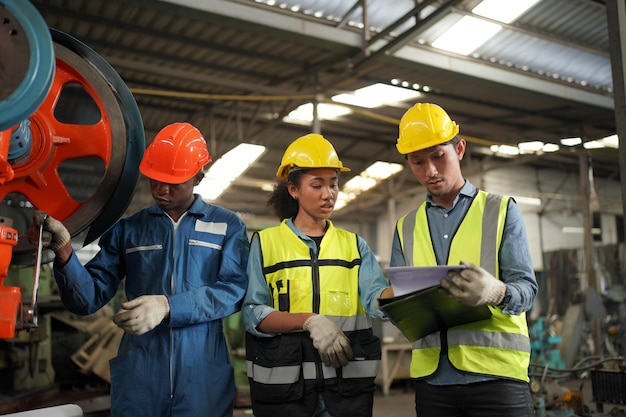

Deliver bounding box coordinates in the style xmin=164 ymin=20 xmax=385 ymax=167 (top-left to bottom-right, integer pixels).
xmin=267 ymin=169 xmax=305 ymax=220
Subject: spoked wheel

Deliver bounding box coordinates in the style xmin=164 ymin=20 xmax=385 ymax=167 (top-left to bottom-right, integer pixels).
xmin=0 ymin=30 xmax=145 ymax=266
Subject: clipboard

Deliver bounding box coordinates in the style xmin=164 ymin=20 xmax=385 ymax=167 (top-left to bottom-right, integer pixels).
xmin=380 ymin=266 xmax=492 ymax=342
xmin=384 ymin=265 xmax=466 ymax=297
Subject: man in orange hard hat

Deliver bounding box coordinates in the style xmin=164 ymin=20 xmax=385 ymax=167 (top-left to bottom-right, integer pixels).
xmin=32 ymin=122 xmax=249 ymax=417
xmin=391 ymin=103 xmax=537 ymax=417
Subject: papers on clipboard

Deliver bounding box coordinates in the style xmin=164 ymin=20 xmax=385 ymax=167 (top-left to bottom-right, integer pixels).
xmin=379 ymin=265 xmax=492 ymax=342
xmin=384 ymin=265 xmax=466 ymax=297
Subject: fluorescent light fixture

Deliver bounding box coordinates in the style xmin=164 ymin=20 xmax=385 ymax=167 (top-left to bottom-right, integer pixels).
xmin=432 ymin=16 xmax=502 ymax=56
xmin=261 ymin=182 xmax=275 ymax=192
xmin=491 ymin=144 xmax=520 ymax=155
xmin=332 ymin=83 xmax=421 ymax=109
xmin=335 ymin=161 xmax=403 ymax=210
xmin=334 ymin=194 xmax=349 ymax=211
xmin=562 ymin=226 xmax=601 ymax=235
xmin=473 ymin=0 xmax=541 ymax=24
xmin=599 ymin=134 xmax=618 ymax=149
xmin=344 ymin=175 xmax=378 ymax=194
xmin=364 ymin=161 xmax=404 ymax=179
xmin=560 ymin=137 xmax=582 ymax=146
xmin=283 ymin=102 xmax=351 ymax=125
xmin=583 ymin=140 xmax=605 ymax=150
xmin=542 ymin=143 xmax=559 ymax=152
xmin=196 ymin=143 xmax=266 ymax=200
xmin=518 ymin=141 xmax=544 ymax=153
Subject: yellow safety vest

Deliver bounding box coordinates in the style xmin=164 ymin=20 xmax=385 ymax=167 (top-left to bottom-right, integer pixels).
xmin=257 ymin=219 xmax=369 ymax=326
xmin=396 ymin=191 xmax=531 ymax=382
xmin=247 ymin=220 xmax=380 ymax=417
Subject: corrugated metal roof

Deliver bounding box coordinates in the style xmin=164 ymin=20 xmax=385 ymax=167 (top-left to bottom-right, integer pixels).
xmin=23 ymin=0 xmax=620 ymax=221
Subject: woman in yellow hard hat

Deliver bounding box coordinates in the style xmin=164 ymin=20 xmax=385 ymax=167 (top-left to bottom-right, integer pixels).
xmin=242 ymin=133 xmax=393 ymax=417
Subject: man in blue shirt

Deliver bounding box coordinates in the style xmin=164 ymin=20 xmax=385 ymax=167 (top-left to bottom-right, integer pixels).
xmin=31 ymin=123 xmax=249 ymax=417
xmin=390 ymin=103 xmax=537 ymax=417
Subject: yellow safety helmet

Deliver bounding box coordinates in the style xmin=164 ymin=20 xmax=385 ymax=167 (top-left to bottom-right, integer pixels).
xmin=276 ymin=133 xmax=350 ymax=180
xmin=396 ymin=103 xmax=459 ymax=154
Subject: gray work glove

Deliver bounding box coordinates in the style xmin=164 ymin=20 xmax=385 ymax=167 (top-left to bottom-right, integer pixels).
xmin=441 ymin=261 xmax=506 ymax=307
xmin=303 ymin=314 xmax=353 ymax=368
xmin=113 ymin=295 xmax=170 ymax=335
xmin=29 ymin=211 xmax=71 ymax=252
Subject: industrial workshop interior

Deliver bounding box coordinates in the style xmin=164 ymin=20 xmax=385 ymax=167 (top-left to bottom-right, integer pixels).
xmin=1 ymin=0 xmax=626 ymax=416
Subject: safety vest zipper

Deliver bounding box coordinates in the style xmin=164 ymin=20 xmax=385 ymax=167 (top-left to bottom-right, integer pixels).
xmin=310 ymin=248 xmax=320 ymax=314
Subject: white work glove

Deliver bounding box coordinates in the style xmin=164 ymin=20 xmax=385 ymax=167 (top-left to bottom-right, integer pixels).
xmin=303 ymin=314 xmax=353 ymax=368
xmin=113 ymin=295 xmax=170 ymax=335
xmin=29 ymin=211 xmax=71 ymax=252
xmin=440 ymin=261 xmax=506 ymax=307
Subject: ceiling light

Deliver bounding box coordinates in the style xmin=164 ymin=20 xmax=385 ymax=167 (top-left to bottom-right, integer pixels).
xmin=335 ymin=161 xmax=403 ymax=211
xmin=364 ymin=161 xmax=404 ymax=179
xmin=261 ymin=182 xmax=274 ymax=192
xmin=432 ymin=16 xmax=502 ymax=56
xmin=332 ymin=83 xmax=421 ymax=108
xmin=560 ymin=137 xmax=582 ymax=146
xmin=196 ymin=143 xmax=266 ymax=200
xmin=344 ymin=176 xmax=378 ymax=194
xmin=473 ymin=0 xmax=541 ymax=24
xmin=583 ymin=140 xmax=605 ymax=149
xmin=599 ymin=134 xmax=618 ymax=149
xmin=283 ymin=103 xmax=351 ymax=125
xmin=491 ymin=144 xmax=519 ymax=155
xmin=518 ymin=141 xmax=544 ymax=153
xmin=542 ymin=143 xmax=559 ymax=152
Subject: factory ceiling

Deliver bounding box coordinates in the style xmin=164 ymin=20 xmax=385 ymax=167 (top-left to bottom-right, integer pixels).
xmin=29 ymin=0 xmax=621 ymax=227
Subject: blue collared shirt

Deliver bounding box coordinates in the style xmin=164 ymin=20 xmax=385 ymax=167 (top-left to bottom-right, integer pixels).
xmin=390 ymin=180 xmax=537 ymax=384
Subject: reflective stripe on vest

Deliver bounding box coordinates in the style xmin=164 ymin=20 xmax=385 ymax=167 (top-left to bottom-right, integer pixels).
xmin=397 ymin=191 xmax=531 ymax=382
xmin=247 ymin=359 xmax=380 ymax=384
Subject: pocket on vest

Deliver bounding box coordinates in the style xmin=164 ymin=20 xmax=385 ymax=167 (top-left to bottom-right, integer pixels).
xmin=335 ymin=330 xmax=381 ymax=396
xmin=247 ymin=333 xmax=304 ymax=403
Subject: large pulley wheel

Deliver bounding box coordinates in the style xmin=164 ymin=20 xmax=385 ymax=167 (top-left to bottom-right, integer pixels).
xmin=0 ymin=0 xmax=54 ymax=132
xmin=0 ymin=30 xmax=145 ymax=266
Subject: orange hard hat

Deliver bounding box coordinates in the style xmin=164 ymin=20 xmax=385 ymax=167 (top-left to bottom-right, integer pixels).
xmin=139 ymin=122 xmax=211 ymax=184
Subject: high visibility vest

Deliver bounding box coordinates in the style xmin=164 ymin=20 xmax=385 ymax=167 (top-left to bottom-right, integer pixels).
xmin=257 ymin=220 xmax=368 ymax=320
xmin=246 ymin=220 xmax=380 ymax=417
xmin=396 ymin=191 xmax=531 ymax=382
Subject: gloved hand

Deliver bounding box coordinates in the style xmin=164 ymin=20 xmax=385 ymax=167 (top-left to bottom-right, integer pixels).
xmin=113 ymin=295 xmax=170 ymax=335
xmin=440 ymin=261 xmax=506 ymax=307
xmin=303 ymin=314 xmax=353 ymax=368
xmin=29 ymin=211 xmax=71 ymax=252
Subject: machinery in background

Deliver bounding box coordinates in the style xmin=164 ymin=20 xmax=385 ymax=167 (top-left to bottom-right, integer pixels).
xmin=0 ymin=0 xmax=145 ymax=413
xmin=528 ymin=287 xmax=626 ymax=417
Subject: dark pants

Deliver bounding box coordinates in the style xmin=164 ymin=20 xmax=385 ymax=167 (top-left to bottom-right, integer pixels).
xmin=414 ymin=379 xmax=535 ymax=417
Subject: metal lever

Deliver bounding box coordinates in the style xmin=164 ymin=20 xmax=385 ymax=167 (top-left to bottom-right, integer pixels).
xmin=27 ymin=213 xmax=47 ymax=328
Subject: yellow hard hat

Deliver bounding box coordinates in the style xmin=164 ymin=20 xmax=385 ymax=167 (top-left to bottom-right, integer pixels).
xmin=396 ymin=103 xmax=459 ymax=154
xmin=276 ymin=133 xmax=350 ymax=179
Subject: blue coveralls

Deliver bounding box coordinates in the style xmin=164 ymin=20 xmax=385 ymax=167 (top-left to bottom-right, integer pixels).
xmin=54 ymin=195 xmax=250 ymax=417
